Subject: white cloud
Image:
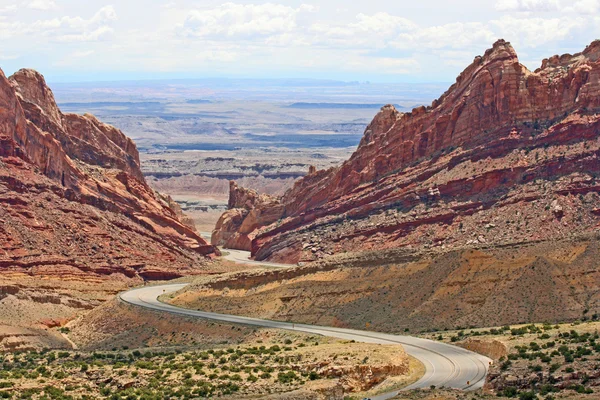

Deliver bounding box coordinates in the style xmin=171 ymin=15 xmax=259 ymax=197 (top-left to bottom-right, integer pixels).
xmin=0 ymin=5 xmax=117 ymax=42
xmin=563 ymin=0 xmax=600 ymax=13
xmin=27 ymin=0 xmax=57 ymax=10
xmin=350 ymin=12 xmax=417 ymax=34
xmin=495 ymin=0 xmax=560 ymax=11
xmin=306 ymin=12 xmax=418 ymax=49
xmin=178 ymin=3 xmax=314 ymax=38
xmin=26 ymin=6 xmax=117 ymax=42
xmin=393 ymin=22 xmax=496 ymax=50
xmin=491 ymin=15 xmax=584 ymax=45
xmin=2 ymin=1 xmax=600 ymax=81
xmin=0 ymin=5 xmax=16 ymax=14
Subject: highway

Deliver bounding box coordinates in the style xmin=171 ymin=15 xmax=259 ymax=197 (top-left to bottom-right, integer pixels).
xmin=221 ymin=248 xmax=292 ymax=268
xmin=120 ymin=284 xmax=492 ymax=399
xmin=197 ymin=232 xmax=293 ymax=269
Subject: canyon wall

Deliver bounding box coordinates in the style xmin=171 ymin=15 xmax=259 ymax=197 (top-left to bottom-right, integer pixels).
xmin=0 ymin=68 xmax=220 ymax=337
xmin=211 ymin=181 xmax=284 ymax=250
xmin=217 ymin=40 xmax=600 ymax=263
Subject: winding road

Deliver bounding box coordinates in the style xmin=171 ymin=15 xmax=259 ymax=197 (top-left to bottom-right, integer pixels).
xmin=221 ymin=248 xmax=292 ymax=268
xmin=120 ymin=284 xmax=492 ymax=399
xmin=197 ymin=233 xmax=293 ymax=269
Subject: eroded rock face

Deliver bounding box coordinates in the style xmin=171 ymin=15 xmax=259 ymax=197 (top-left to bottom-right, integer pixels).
xmin=246 ymin=39 xmax=600 ymax=263
xmin=212 ymin=181 xmax=284 ymax=250
xmin=0 ymin=67 xmax=218 ymax=287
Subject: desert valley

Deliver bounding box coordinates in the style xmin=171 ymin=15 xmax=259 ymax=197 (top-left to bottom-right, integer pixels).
xmin=2 ymin=4 xmax=600 ymax=400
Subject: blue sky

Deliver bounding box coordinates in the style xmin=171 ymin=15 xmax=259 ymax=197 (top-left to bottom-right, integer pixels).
xmin=0 ymin=0 xmax=599 ymax=83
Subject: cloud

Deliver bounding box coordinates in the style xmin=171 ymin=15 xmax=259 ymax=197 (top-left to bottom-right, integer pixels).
xmin=178 ymin=3 xmax=314 ymax=38
xmin=491 ymin=15 xmax=584 ymax=45
xmin=393 ymin=22 xmax=496 ymax=50
xmin=495 ymin=0 xmax=560 ymax=11
xmin=306 ymin=12 xmax=418 ymax=49
xmin=563 ymin=0 xmax=600 ymax=13
xmin=2 ymin=1 xmax=599 ymax=81
xmin=350 ymin=12 xmax=417 ymax=34
xmin=27 ymin=0 xmax=57 ymax=10
xmin=0 ymin=4 xmax=16 ymax=14
xmin=25 ymin=6 xmax=117 ymax=42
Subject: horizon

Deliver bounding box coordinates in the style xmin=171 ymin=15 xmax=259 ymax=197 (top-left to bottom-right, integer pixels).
xmin=2 ymin=0 xmax=599 ymax=83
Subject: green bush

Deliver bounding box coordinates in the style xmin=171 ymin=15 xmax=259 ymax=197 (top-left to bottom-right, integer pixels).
xmin=277 ymin=371 xmax=298 ymax=384
xmin=519 ymin=391 xmax=536 ymax=400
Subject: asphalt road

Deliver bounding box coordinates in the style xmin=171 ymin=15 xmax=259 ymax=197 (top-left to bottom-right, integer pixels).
xmin=220 ymin=248 xmax=292 ymax=268
xmin=197 ymin=232 xmax=293 ymax=269
xmin=120 ymin=284 xmax=492 ymax=399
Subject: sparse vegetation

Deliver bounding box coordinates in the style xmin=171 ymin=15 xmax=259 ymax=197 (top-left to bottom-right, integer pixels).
xmin=422 ymin=321 xmax=600 ymax=399
xmin=0 ymin=334 xmax=412 ymax=399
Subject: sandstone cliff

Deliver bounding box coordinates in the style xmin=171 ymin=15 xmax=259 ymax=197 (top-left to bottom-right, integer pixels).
xmin=211 ymin=181 xmax=284 ymax=250
xmin=235 ymin=40 xmax=600 ymax=263
xmin=0 ymin=68 xmax=220 ymax=335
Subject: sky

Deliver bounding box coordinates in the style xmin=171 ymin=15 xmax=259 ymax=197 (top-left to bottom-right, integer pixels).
xmin=0 ymin=0 xmax=599 ymax=83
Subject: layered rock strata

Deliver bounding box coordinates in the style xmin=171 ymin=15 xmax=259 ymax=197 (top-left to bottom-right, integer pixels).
xmin=211 ymin=181 xmax=284 ymax=250
xmin=0 ymin=68 xmax=218 ymax=286
xmin=213 ymin=40 xmax=600 ymax=263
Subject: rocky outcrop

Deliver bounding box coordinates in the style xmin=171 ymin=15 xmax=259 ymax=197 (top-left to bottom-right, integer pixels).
xmin=211 ymin=181 xmax=284 ymax=250
xmin=457 ymin=338 xmax=507 ymax=361
xmin=0 ymin=67 xmax=218 ymax=288
xmin=242 ymin=39 xmax=600 ymax=263
xmin=295 ymin=361 xmax=409 ymax=392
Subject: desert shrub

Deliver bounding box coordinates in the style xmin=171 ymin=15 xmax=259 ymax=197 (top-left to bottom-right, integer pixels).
xmin=277 ymin=371 xmax=298 ymax=383
xmin=501 ymin=387 xmax=518 ymax=397
xmin=134 ymin=361 xmax=157 ymax=370
xmin=519 ymin=391 xmax=536 ymax=400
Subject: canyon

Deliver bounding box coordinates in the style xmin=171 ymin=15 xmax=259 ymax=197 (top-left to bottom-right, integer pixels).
xmin=213 ymin=39 xmax=600 ymax=265
xmin=190 ymin=39 xmax=600 ymax=333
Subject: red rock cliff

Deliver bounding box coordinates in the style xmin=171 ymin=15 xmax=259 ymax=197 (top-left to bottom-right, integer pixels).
xmin=212 ymin=181 xmax=284 ymax=251
xmin=0 ymin=67 xmax=218 ymax=283
xmin=248 ymin=40 xmax=600 ymax=263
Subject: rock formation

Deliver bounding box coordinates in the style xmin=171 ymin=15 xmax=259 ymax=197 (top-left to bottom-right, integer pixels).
xmin=211 ymin=181 xmax=284 ymax=250
xmin=0 ymin=67 xmax=219 ymax=286
xmin=214 ymin=39 xmax=600 ymax=263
